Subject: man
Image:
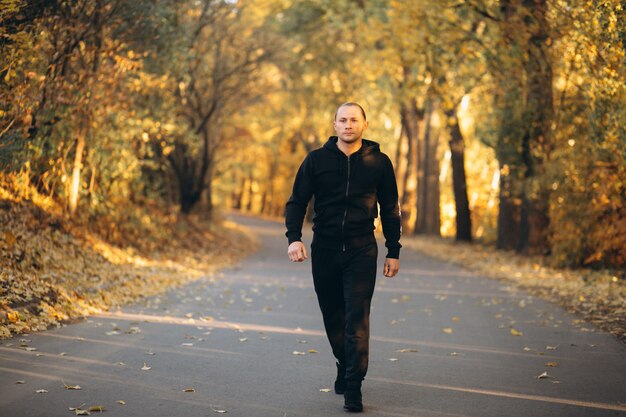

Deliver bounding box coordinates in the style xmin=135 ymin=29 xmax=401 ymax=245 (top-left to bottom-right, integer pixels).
xmin=285 ymin=102 xmax=401 ymax=412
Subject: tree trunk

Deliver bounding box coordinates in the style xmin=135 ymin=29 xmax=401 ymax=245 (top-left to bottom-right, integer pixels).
xmin=519 ymin=0 xmax=553 ymax=254
xmin=68 ymin=125 xmax=87 ymax=216
xmin=447 ymin=108 xmax=472 ymax=242
xmin=399 ymin=100 xmax=422 ymax=233
xmin=395 ymin=124 xmax=407 ymax=199
xmin=497 ymin=171 xmax=519 ymax=250
xmin=415 ymin=98 xmax=440 ymax=236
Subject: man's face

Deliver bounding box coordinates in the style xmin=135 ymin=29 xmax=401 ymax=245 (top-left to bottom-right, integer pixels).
xmin=333 ymin=105 xmax=368 ymax=144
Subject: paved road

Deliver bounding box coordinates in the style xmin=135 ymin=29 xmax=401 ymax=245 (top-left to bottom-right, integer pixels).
xmin=1 ymin=214 xmax=625 ymax=417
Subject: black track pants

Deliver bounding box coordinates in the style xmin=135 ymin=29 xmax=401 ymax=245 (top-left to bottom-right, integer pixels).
xmin=311 ymin=242 xmax=378 ymax=382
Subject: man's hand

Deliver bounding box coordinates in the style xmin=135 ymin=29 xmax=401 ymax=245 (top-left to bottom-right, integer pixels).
xmin=383 ymin=258 xmax=399 ymax=278
xmin=288 ymin=241 xmax=308 ymax=262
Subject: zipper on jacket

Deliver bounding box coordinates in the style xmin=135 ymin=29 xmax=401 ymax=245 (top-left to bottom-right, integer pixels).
xmin=341 ymin=156 xmax=351 ymax=252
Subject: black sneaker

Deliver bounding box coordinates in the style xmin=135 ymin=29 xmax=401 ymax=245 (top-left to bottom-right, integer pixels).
xmin=343 ymin=380 xmax=363 ymax=412
xmin=334 ymin=362 xmax=346 ymax=394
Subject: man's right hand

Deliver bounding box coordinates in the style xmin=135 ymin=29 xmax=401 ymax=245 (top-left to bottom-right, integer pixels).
xmin=287 ymin=241 xmax=308 ymax=262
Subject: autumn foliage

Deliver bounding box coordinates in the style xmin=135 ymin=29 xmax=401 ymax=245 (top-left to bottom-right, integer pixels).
xmin=0 ymin=0 xmax=624 ymax=336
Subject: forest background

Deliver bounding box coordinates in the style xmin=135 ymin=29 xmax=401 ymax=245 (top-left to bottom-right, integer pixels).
xmin=0 ymin=0 xmax=624 ymax=339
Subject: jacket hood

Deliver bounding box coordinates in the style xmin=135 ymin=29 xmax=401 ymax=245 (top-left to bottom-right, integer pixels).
xmin=324 ymin=136 xmax=380 ymax=155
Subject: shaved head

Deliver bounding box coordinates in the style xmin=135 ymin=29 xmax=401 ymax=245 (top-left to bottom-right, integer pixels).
xmin=335 ymin=102 xmax=366 ymax=121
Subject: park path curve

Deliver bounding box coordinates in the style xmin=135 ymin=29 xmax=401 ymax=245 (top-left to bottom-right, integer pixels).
xmin=1 ymin=213 xmax=625 ymax=417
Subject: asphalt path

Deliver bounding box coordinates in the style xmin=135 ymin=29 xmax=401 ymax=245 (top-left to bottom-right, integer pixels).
xmin=1 ymin=214 xmax=625 ymax=417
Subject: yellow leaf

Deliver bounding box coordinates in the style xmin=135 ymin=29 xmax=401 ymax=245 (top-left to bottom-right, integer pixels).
xmin=510 ymin=328 xmax=523 ymax=337
xmin=88 ymin=405 xmax=106 ymax=412
xmin=319 ymin=388 xmax=332 ymax=392
xmin=117 ymin=400 xmax=126 ymax=405
xmin=7 ymin=311 xmax=20 ymax=323
xmin=452 ymin=317 xmax=460 ymax=322
xmin=443 ymin=328 xmax=453 ymax=334
xmin=64 ymin=384 xmax=82 ymax=390
xmin=307 ymin=349 xmax=318 ymax=354
xmin=545 ymin=362 xmax=558 ymax=367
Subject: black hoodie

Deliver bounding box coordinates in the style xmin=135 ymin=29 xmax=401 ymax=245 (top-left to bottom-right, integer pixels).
xmin=285 ymin=136 xmax=401 ymax=259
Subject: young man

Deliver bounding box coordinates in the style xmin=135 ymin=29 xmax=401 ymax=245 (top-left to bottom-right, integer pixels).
xmin=285 ymin=102 xmax=401 ymax=412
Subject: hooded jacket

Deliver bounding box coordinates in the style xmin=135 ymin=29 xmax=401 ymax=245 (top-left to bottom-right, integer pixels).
xmin=285 ymin=136 xmax=401 ymax=258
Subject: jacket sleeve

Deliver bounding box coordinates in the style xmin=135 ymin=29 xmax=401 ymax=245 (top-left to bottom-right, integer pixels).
xmin=377 ymin=155 xmax=402 ymax=259
xmin=285 ymin=153 xmax=315 ymax=244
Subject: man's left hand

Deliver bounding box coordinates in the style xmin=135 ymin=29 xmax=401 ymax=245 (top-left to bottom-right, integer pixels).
xmin=383 ymin=258 xmax=399 ymax=278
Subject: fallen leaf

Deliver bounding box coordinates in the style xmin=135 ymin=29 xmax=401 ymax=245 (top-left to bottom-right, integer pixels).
xmin=396 ymin=348 xmax=419 ymax=353
xmin=388 ymin=358 xmax=399 ymax=362
xmin=181 ymin=343 xmax=194 ymax=347
xmin=239 ymin=338 xmax=248 ymax=342
xmin=546 ymin=345 xmax=558 ymax=350
xmin=307 ymin=349 xmax=318 ymax=354
xmin=74 ymin=410 xmax=90 ymax=416
xmin=183 ymin=387 xmax=195 ymax=392
xmin=443 ymin=328 xmax=453 ymax=334
xmin=510 ymin=328 xmax=523 ymax=337
xmin=7 ymin=311 xmax=20 ymax=323
xmin=35 ymin=389 xmax=48 ymax=393
xmin=65 ymin=384 xmax=82 ymax=390
xmin=319 ymin=388 xmax=332 ymax=393
xmin=211 ymin=407 xmax=227 ymax=413
xmin=141 ymin=362 xmax=151 ymax=370
xmin=88 ymin=405 xmax=105 ymax=412
xmin=60 ymin=352 xmax=68 ymax=356
xmin=24 ymin=347 xmax=37 ymax=351
xmin=545 ymin=362 xmax=559 ymax=367
xmin=536 ymin=371 xmax=554 ymax=379
xmin=292 ymin=351 xmax=306 ymax=355
xmin=117 ymin=400 xmax=126 ymax=405
xmin=15 ymin=381 xmax=25 ymax=384
xmin=452 ymin=317 xmax=460 ymax=322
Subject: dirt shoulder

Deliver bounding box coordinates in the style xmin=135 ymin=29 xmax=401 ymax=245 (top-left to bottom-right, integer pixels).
xmin=401 ymin=236 xmax=626 ymax=344
xmin=0 ymin=199 xmax=258 ymax=339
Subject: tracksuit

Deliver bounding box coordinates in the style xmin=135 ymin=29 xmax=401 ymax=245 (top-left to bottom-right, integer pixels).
xmin=285 ymin=136 xmax=401 ymax=382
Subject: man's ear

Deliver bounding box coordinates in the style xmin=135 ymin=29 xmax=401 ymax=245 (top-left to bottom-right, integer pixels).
xmin=363 ymin=120 xmax=369 ymax=130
